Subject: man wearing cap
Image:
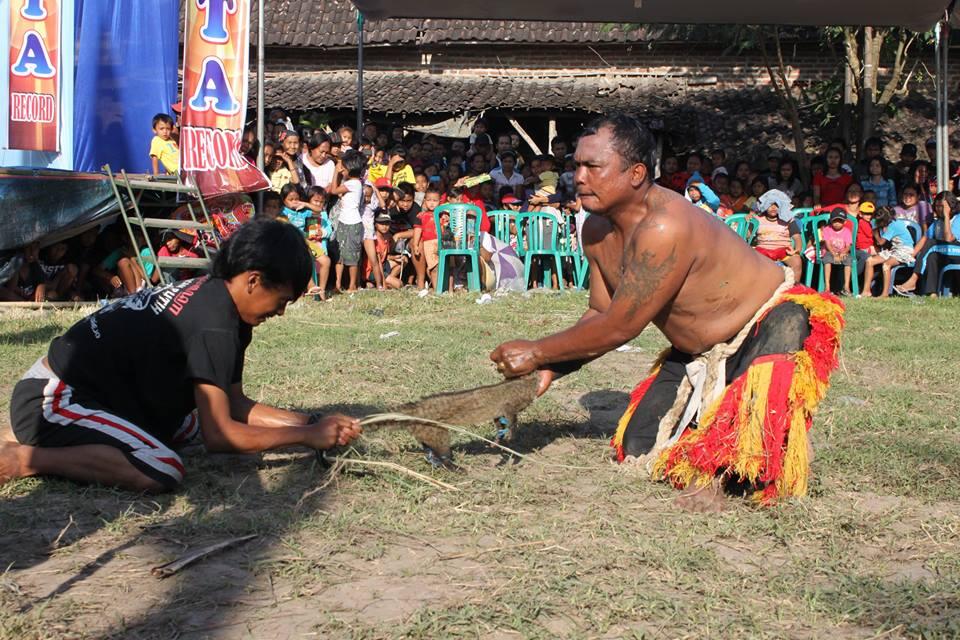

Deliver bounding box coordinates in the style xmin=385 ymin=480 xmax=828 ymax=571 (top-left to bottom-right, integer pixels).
xmin=491 ymin=113 xmax=844 ymax=511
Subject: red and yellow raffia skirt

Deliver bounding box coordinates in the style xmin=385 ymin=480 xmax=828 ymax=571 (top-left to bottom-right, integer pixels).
xmin=611 ymin=286 xmax=845 ymax=505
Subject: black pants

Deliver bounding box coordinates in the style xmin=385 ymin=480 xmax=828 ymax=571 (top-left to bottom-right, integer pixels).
xmin=621 ymin=302 xmax=811 ymax=458
xmin=912 ymin=242 xmax=960 ymax=294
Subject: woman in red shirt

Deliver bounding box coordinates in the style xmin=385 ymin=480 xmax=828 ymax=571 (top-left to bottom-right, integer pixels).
xmin=813 ymin=148 xmax=853 ymax=207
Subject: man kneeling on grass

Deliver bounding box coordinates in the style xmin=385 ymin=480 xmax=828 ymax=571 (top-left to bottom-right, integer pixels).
xmin=0 ymin=221 xmax=361 ymax=493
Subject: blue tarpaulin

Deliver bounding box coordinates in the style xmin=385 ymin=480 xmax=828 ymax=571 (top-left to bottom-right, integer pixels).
xmin=73 ymin=0 xmax=180 ymax=174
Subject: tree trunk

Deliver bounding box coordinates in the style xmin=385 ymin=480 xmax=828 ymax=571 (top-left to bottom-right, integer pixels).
xmin=859 ymin=26 xmax=877 ymax=156
xmin=840 ymin=62 xmax=855 ymax=148
xmin=758 ymin=27 xmax=810 ymax=185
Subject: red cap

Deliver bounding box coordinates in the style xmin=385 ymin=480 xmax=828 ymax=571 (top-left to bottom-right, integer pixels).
xmin=501 ymin=194 xmax=520 ymax=204
xmin=374 ymin=177 xmax=392 ymax=189
xmin=171 ymin=101 xmax=182 ymax=113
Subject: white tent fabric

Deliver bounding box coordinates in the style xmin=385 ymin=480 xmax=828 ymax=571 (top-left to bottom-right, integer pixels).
xmin=351 ymin=0 xmax=956 ymax=32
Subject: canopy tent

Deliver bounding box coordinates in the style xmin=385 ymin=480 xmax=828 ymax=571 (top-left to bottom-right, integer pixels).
xmin=350 ymin=1 xmax=957 ymax=31
xmin=349 ymin=1 xmax=956 ymax=190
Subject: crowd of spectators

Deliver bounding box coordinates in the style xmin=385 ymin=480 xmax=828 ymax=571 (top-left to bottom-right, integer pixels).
xmin=2 ymin=110 xmax=959 ymax=303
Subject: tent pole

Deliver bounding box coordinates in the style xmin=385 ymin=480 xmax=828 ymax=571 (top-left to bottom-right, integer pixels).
xmin=357 ymin=12 xmax=364 ymax=137
xmin=256 ymin=0 xmax=265 ymax=171
xmin=256 ymin=0 xmax=265 ymax=211
xmin=936 ymin=20 xmax=950 ymax=194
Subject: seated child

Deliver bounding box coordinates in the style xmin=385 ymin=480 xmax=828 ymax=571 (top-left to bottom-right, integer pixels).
xmin=685 ymin=173 xmax=720 ymax=214
xmin=746 ymin=177 xmax=767 ymax=211
xmin=854 ymin=202 xmax=877 ymax=270
xmin=751 ymin=189 xmax=802 ymax=281
xmin=862 ymin=206 xmax=916 ymax=298
xmin=39 ymin=242 xmax=79 ymax=301
xmin=95 ymin=237 xmax=150 ymax=297
xmin=149 ymin=113 xmax=179 ymax=176
xmin=723 ymin=178 xmax=750 ymax=214
xmin=821 ymin=208 xmax=853 ymax=295
xmin=158 ymin=229 xmax=200 ymax=282
xmin=371 ymin=214 xmax=402 ymax=290
xmin=1 ymin=242 xmax=46 ymax=302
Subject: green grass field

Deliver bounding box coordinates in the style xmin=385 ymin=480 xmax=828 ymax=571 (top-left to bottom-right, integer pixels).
xmin=1 ymin=292 xmax=958 ymax=639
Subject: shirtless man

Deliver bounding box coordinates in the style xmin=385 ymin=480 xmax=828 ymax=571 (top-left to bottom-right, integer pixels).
xmin=491 ymin=113 xmax=843 ymax=510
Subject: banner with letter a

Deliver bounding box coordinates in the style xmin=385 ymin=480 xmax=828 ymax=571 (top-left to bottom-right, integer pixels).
xmin=8 ymin=0 xmax=60 ymax=152
xmin=180 ymin=0 xmax=267 ymax=197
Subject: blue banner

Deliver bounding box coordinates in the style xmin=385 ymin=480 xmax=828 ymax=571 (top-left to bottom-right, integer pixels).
xmin=72 ymin=0 xmax=179 ymax=173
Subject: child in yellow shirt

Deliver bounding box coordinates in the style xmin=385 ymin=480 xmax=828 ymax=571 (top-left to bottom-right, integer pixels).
xmin=149 ymin=114 xmax=179 ymax=175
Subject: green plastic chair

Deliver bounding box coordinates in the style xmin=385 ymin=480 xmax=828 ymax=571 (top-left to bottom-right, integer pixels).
xmin=519 ymin=210 xmax=566 ymax=290
xmin=796 ymin=213 xmax=830 ymax=291
xmin=557 ymin=212 xmax=588 ymax=289
xmin=574 ymin=211 xmax=591 ymax=287
xmin=792 ymin=207 xmax=814 ymax=219
xmin=724 ymin=214 xmax=759 ymax=243
xmin=845 ymin=214 xmax=860 ymax=297
xmin=488 ymin=209 xmax=523 ymax=257
xmin=434 ymin=203 xmax=482 ymax=294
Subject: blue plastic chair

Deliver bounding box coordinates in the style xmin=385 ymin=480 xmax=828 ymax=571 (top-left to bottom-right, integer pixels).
xmin=888 ymin=221 xmax=922 ymax=295
xmin=939 ymin=264 xmax=960 ymax=297
xmin=434 ymin=203 xmax=482 ymax=294
xmin=519 ymin=211 xmax=566 ymax=290
xmin=724 ymin=214 xmax=759 ymax=243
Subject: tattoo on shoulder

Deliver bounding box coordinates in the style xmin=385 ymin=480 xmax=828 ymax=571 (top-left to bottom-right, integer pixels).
xmin=614 ymin=242 xmax=678 ymax=314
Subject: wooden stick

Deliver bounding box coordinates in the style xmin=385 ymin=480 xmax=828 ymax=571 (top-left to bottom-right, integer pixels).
xmin=331 ymin=456 xmax=460 ymax=492
xmin=150 ymin=535 xmax=258 ymax=578
xmin=508 ymin=118 xmax=543 ymax=156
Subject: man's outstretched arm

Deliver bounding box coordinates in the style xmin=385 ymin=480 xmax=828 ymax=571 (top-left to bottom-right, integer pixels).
xmin=491 ymin=220 xmax=690 ymax=377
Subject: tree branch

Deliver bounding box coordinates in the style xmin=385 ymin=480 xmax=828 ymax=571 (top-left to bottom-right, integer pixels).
xmin=843 ymin=27 xmax=862 ymax=103
xmin=878 ymin=30 xmax=917 ymax=106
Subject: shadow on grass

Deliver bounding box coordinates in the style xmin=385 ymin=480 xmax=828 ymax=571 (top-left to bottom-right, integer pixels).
xmin=0 ymin=482 xmax=175 ymax=573
xmin=5 ymin=394 xmax=624 ymax=635
xmin=808 ymin=574 xmax=960 ymax=637
xmin=0 ymin=324 xmax=62 ymax=346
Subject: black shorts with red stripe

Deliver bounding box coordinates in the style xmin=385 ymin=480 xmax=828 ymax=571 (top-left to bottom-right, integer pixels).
xmin=10 ymin=360 xmax=198 ymax=490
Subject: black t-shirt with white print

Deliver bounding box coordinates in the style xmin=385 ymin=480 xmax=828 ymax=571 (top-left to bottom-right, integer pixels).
xmin=47 ymin=277 xmax=252 ymax=444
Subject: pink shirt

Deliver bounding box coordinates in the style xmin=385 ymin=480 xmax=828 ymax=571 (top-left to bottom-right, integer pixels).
xmin=821 ymin=225 xmax=852 ymax=254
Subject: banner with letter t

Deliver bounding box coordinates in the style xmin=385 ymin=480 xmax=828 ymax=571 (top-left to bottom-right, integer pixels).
xmin=180 ymin=0 xmax=268 ymax=197
xmin=7 ymin=0 xmax=61 ymax=152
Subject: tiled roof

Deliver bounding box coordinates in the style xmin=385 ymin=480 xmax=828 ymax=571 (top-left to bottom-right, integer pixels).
xmin=238 ymin=0 xmax=652 ymax=48
xmin=259 ymin=71 xmax=683 ymax=114
xmin=255 ymin=69 xmax=948 ymax=158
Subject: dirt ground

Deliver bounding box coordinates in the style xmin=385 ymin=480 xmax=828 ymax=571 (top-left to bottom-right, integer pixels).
xmin=1 ymin=294 xmax=959 ymax=639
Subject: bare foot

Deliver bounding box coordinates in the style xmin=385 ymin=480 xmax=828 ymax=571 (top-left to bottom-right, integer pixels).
xmin=0 ymin=441 xmax=24 ymax=486
xmin=673 ymin=477 xmax=728 ymax=513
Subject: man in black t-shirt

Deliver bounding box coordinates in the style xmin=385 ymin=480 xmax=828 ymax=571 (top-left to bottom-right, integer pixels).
xmin=0 ymin=221 xmax=361 ymax=493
